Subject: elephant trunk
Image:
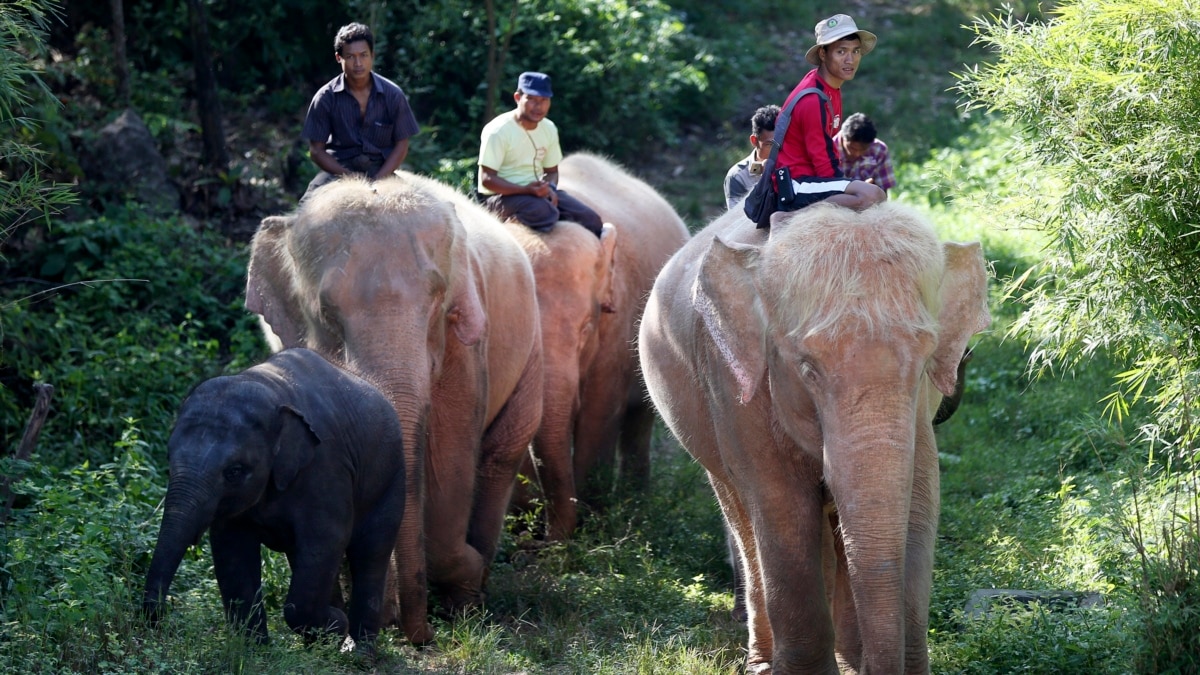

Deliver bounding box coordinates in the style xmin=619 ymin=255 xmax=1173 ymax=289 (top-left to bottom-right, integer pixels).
xmin=143 ymin=475 xmax=217 ymax=623
xmin=358 ymin=359 xmax=434 ymax=646
xmin=823 ymin=399 xmax=918 ymax=673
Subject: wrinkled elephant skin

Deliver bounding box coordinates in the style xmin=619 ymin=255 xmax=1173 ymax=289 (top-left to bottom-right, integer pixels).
xmin=640 ymin=202 xmax=990 ymax=673
xmin=245 ymin=175 xmax=543 ymax=645
xmin=142 ymin=348 xmax=406 ymax=647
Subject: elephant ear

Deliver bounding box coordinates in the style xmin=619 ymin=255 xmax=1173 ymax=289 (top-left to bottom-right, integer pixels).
xmin=272 ymin=404 xmax=321 ymax=491
xmin=247 ymin=216 xmax=307 ymax=350
xmin=596 ymin=223 xmax=619 ymax=314
xmin=446 ymin=213 xmax=486 ymax=346
xmin=694 ymin=235 xmax=767 ymax=404
xmin=930 ymin=242 xmax=991 ymax=397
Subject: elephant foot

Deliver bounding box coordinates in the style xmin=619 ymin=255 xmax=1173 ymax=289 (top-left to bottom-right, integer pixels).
xmin=403 ymin=618 xmax=435 ymax=647
xmin=439 ymin=582 xmax=484 ymax=615
xmin=288 ymin=605 xmax=348 ymax=645
xmin=746 ymin=661 xmax=772 ymax=675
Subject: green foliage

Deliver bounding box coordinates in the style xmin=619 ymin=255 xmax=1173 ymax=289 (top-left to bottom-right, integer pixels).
xmin=956 ymin=0 xmax=1200 ymax=448
xmin=956 ymin=5 xmax=1200 ymax=666
xmin=0 ymin=0 xmax=77 ymax=244
xmin=1 ymin=209 xmax=268 ymax=467
xmin=388 ymin=0 xmax=711 ymax=166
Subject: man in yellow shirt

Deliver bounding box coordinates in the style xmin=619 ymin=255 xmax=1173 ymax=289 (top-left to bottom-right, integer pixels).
xmin=477 ymin=72 xmax=603 ymax=236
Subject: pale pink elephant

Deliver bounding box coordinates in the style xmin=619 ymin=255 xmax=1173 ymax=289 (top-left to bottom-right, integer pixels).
xmin=505 ymin=220 xmax=619 ymax=540
xmin=245 ymin=173 xmax=543 ymax=645
xmin=545 ymin=153 xmax=690 ymax=526
xmin=639 ymin=202 xmax=990 ymax=673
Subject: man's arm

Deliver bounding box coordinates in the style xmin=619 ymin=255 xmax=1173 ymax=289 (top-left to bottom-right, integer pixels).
xmin=480 ymin=165 xmax=552 ymax=198
xmin=375 ymin=138 xmax=409 ymax=179
xmin=873 ymin=141 xmax=897 ymax=191
xmin=725 ymin=165 xmax=749 ymax=210
xmin=309 ymin=140 xmax=349 ymax=176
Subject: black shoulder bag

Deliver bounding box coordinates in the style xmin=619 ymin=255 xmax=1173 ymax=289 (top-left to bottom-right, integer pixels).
xmin=742 ymin=86 xmax=830 ymax=229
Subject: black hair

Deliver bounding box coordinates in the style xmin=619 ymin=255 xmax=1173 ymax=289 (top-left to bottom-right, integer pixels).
xmin=751 ymin=104 xmax=781 ymax=136
xmin=334 ymin=23 xmax=374 ymax=56
xmin=840 ymin=112 xmax=877 ymax=144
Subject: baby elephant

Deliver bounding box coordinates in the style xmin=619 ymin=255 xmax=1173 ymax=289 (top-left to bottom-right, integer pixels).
xmin=143 ymin=348 xmax=405 ymax=647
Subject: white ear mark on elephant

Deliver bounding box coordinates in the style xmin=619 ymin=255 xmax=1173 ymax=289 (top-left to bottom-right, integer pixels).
xmin=597 ymin=223 xmax=619 ymax=314
xmin=931 ymin=242 xmax=992 ymax=397
xmin=272 ymin=404 xmax=320 ymax=491
xmin=695 ymin=236 xmax=767 ymax=404
xmin=247 ymin=216 xmax=307 ymax=351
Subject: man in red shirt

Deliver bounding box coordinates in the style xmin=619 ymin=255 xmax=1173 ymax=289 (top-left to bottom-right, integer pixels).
xmin=776 ymin=14 xmax=886 ymax=211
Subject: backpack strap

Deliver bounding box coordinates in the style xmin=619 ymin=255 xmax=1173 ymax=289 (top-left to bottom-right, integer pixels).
xmin=761 ymin=86 xmax=829 ymax=175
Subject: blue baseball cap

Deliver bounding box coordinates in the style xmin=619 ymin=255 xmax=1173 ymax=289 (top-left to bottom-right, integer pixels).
xmin=517 ymin=71 xmax=553 ymax=98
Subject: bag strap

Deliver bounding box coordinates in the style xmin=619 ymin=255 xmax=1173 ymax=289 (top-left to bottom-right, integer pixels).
xmin=762 ymin=86 xmax=829 ymax=176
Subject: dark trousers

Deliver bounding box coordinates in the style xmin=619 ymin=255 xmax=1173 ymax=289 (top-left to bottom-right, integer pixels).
xmin=484 ymin=188 xmax=604 ymax=237
xmin=301 ymin=153 xmax=385 ymax=202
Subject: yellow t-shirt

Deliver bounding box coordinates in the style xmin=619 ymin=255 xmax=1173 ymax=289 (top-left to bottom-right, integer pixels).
xmin=477 ymin=112 xmax=562 ymax=195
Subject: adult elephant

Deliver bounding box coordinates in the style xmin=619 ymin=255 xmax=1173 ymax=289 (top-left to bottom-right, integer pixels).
xmin=639 ymin=202 xmax=990 ymax=673
xmin=547 ymin=152 xmax=690 ymax=518
xmin=505 ymin=220 xmax=618 ymax=540
xmin=245 ymin=174 xmax=543 ymax=645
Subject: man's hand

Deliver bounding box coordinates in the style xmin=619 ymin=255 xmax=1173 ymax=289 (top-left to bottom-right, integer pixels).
xmin=527 ymin=180 xmax=552 ymax=199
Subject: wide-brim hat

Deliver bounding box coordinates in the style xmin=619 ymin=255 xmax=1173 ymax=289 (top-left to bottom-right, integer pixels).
xmin=804 ymin=14 xmax=877 ymax=66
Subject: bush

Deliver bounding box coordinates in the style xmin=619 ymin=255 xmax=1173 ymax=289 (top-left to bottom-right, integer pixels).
xmin=1 ymin=208 xmax=268 ymax=468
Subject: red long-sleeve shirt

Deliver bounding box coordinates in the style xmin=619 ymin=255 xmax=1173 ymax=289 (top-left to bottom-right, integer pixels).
xmin=776 ymin=70 xmax=843 ymax=179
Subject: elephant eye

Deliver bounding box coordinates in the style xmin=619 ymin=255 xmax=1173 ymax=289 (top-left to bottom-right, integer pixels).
xmin=223 ymin=465 xmax=248 ymax=483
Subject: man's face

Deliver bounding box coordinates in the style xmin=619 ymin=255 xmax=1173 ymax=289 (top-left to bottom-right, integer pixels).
xmin=337 ymin=40 xmax=374 ymax=83
xmin=842 ymin=139 xmax=871 ymax=161
xmin=819 ymin=37 xmax=862 ymax=86
xmin=751 ymin=130 xmax=774 ymax=161
xmin=515 ymin=92 xmax=551 ymax=125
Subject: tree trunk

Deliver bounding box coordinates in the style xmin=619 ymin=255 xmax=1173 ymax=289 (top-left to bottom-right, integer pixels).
xmin=186 ymin=0 xmax=229 ymax=170
xmin=1 ymin=383 xmax=53 ymax=521
xmin=110 ymin=0 xmax=129 ymax=109
xmin=483 ymin=0 xmax=521 ymax=121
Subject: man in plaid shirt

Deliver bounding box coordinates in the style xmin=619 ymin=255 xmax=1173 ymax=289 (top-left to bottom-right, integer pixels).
xmin=835 ymin=112 xmax=896 ymax=192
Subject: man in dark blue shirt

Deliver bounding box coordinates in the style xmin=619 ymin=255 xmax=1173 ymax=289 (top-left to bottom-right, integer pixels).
xmin=301 ymin=23 xmax=419 ymax=200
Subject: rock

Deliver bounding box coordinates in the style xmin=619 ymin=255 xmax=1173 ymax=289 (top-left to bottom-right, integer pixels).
xmin=965 ymin=588 xmax=1105 ymax=619
xmin=83 ymin=108 xmax=180 ymax=215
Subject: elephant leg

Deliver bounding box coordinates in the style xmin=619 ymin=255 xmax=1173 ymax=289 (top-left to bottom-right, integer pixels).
xmin=283 ymin=543 xmax=349 ymax=641
xmin=425 ymin=426 xmax=487 ymax=611
xmin=470 ymin=353 xmax=544 ymax=565
xmin=746 ymin=467 xmax=836 ymax=673
xmin=616 ymin=395 xmax=655 ymax=494
xmin=346 ymin=478 xmax=407 ymax=645
xmin=344 ymin=534 xmax=396 ymax=644
xmin=725 ymin=520 xmax=747 ymax=623
xmin=571 ymin=398 xmax=624 ymax=509
xmin=708 ymin=470 xmax=773 ymax=672
xmin=531 ymin=422 xmax=578 ymax=542
xmin=210 ymin=523 xmax=268 ymax=643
